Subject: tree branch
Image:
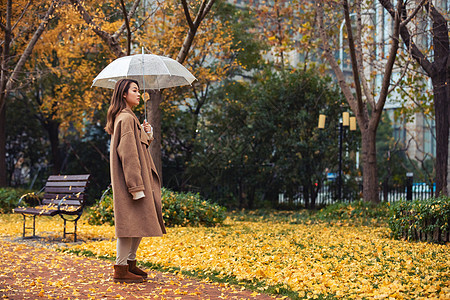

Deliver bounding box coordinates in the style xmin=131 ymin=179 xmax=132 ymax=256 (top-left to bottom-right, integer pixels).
xmin=316 ymin=1 xmax=360 ymax=120
xmin=10 ymin=0 xmax=32 ymax=32
xmin=400 ymin=0 xmax=427 ymax=27
xmin=119 ymin=0 xmax=131 ymax=55
xmin=199 ymin=0 xmax=215 ymax=22
xmin=343 ymin=0 xmax=364 ymax=115
xmin=176 ymin=0 xmax=216 ymax=64
xmin=69 ymin=0 xmax=125 ymax=57
xmin=374 ymin=0 xmax=402 ymax=122
xmin=181 ymin=0 xmax=194 ymax=30
xmin=354 ymin=3 xmax=376 ymax=110
xmin=426 ymin=1 xmax=449 ymax=69
xmin=113 ymin=0 xmax=141 ymax=39
xmin=5 ymin=0 xmax=60 ymax=93
xmin=378 ymin=0 xmax=433 ymax=75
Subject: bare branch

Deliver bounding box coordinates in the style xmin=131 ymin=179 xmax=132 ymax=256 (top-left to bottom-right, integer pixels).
xmin=5 ymin=0 xmax=60 ymax=93
xmin=181 ymin=0 xmax=194 ymax=30
xmin=177 ymin=0 xmax=216 ymax=64
xmin=11 ymin=0 xmax=32 ymax=32
xmin=343 ymin=0 xmax=364 ymax=115
xmin=354 ymin=2 xmax=376 ymax=110
xmin=316 ymin=1 xmax=360 ymax=120
xmin=113 ymin=0 xmax=141 ymax=39
xmin=199 ymin=0 xmax=215 ymax=22
xmin=400 ymin=0 xmax=427 ymax=27
xmin=119 ymin=0 xmax=131 ymax=55
xmin=387 ymin=57 xmax=412 ymax=96
xmin=374 ymin=0 xmax=402 ymax=122
xmin=379 ymin=0 xmax=433 ymax=75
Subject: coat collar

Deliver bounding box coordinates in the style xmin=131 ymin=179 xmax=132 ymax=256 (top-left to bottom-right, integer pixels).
xmin=120 ymin=108 xmax=151 ymax=146
xmin=121 ymin=108 xmax=140 ymax=124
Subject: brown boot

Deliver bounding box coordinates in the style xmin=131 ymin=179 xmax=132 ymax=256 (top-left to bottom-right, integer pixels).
xmin=113 ymin=264 xmax=144 ymax=283
xmin=127 ymin=260 xmax=148 ymax=279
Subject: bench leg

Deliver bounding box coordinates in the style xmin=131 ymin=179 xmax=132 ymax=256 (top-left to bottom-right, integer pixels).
xmin=21 ymin=215 xmax=36 ymax=238
xmin=63 ymin=219 xmax=66 ymax=240
xmin=63 ymin=218 xmax=78 ymax=242
xmin=22 ymin=215 xmax=26 ymax=238
xmin=74 ymin=220 xmax=77 ymax=242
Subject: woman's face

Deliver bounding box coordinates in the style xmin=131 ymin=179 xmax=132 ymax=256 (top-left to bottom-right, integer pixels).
xmin=124 ymin=82 xmax=140 ymax=108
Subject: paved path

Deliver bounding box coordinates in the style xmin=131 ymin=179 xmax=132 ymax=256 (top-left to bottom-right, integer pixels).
xmin=0 ymin=240 xmax=279 ymax=299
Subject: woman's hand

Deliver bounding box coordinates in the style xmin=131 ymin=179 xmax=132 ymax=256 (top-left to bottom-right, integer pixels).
xmin=142 ymin=120 xmax=154 ymax=140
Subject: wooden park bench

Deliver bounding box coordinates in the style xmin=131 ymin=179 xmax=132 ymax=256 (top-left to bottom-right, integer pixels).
xmin=13 ymin=174 xmax=91 ymax=242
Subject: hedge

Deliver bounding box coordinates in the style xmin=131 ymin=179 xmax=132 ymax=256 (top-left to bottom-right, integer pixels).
xmin=389 ymin=196 xmax=450 ymax=243
xmin=0 ymin=188 xmax=37 ymax=213
xmin=87 ymin=187 xmax=227 ymax=227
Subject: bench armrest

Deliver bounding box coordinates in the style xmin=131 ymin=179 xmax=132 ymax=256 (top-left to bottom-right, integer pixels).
xmin=17 ymin=192 xmax=42 ymax=207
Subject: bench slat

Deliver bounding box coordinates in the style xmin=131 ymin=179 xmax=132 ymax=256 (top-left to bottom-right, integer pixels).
xmin=43 ymin=193 xmax=86 ymax=200
xmin=45 ymin=181 xmax=89 ymax=188
xmin=42 ymin=200 xmax=83 ymax=206
xmin=14 ymin=174 xmax=91 ymax=242
xmin=44 ymin=187 xmax=86 ymax=193
xmin=47 ymin=174 xmax=90 ymax=181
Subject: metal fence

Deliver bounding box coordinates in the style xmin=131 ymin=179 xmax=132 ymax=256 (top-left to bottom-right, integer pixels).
xmin=278 ymin=180 xmax=436 ymax=207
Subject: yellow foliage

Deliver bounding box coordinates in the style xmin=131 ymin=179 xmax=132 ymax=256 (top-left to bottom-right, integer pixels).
xmin=0 ymin=213 xmax=448 ymax=298
xmin=19 ymin=0 xmax=238 ymax=134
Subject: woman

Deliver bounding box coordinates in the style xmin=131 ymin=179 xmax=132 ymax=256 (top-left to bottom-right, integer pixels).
xmin=105 ymin=79 xmax=166 ymax=283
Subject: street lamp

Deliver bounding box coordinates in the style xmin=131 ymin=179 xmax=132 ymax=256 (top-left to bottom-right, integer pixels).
xmin=318 ymin=113 xmax=356 ymax=200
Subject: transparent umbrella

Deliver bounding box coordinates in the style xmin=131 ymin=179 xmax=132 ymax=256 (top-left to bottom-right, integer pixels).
xmin=92 ymin=53 xmax=196 ymax=90
xmin=92 ymin=50 xmax=196 ymax=117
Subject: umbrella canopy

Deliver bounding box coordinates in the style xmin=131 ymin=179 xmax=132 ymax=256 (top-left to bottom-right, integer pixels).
xmin=92 ymin=54 xmax=196 ymax=90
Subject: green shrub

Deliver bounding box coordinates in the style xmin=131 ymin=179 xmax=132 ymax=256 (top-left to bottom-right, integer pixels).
xmin=87 ymin=187 xmax=227 ymax=227
xmin=389 ymin=196 xmax=450 ymax=243
xmin=311 ymin=200 xmax=390 ymax=225
xmin=86 ymin=191 xmax=115 ymax=226
xmin=161 ymin=188 xmax=226 ymax=227
xmin=0 ymin=188 xmax=37 ymax=213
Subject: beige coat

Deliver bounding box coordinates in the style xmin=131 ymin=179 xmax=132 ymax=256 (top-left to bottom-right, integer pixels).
xmin=110 ymin=108 xmax=166 ymax=237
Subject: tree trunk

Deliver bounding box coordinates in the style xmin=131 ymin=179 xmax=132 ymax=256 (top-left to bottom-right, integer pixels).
xmin=432 ymin=75 xmax=449 ymax=196
xmin=44 ymin=120 xmax=62 ymax=174
xmin=0 ymin=104 xmax=6 ymax=186
xmin=379 ymin=0 xmax=449 ymax=197
xmin=448 ymin=133 xmax=450 ymax=195
xmin=0 ymin=0 xmax=12 ymax=187
xmin=0 ymin=0 xmax=59 ymax=186
xmin=147 ymin=90 xmax=163 ymax=179
xmin=361 ymin=128 xmax=379 ymax=203
xmin=447 ymin=58 xmax=450 ymax=195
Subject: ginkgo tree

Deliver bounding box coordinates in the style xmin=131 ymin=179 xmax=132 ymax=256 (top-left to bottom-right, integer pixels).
xmin=21 ymin=3 xmax=116 ymax=174
xmin=138 ymin=0 xmax=238 ymax=186
xmin=0 ymin=0 xmax=60 ymax=186
xmin=317 ymin=0 xmax=428 ymax=203
xmin=69 ymin=0 xmax=218 ymax=178
xmin=252 ymin=0 xmax=319 ymax=70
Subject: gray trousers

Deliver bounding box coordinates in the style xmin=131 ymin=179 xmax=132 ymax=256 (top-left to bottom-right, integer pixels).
xmin=115 ymin=237 xmax=142 ymax=265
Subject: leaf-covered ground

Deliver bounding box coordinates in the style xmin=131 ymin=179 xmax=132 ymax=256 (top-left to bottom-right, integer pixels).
xmin=0 ymin=213 xmax=449 ymax=299
xmin=0 ymin=240 xmax=275 ymax=299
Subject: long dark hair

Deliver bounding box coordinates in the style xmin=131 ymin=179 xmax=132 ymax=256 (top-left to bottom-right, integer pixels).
xmin=105 ymin=79 xmax=139 ymax=135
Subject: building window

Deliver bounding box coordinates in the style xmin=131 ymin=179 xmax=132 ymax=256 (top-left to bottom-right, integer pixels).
xmin=423 ymin=117 xmax=436 ymax=157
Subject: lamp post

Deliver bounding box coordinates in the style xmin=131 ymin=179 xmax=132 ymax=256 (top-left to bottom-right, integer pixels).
xmin=318 ymin=113 xmax=356 ymax=200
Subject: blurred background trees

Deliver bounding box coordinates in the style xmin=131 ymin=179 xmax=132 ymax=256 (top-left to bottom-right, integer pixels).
xmin=2 ymin=0 xmax=444 ymax=207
